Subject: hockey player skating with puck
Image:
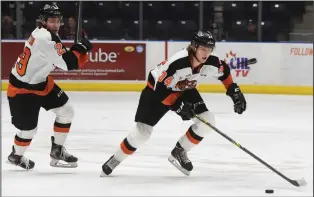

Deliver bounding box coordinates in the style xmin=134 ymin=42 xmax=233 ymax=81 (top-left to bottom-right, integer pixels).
xmin=6 ymin=3 xmax=93 ymax=170
xmin=101 ymin=31 xmax=246 ymax=176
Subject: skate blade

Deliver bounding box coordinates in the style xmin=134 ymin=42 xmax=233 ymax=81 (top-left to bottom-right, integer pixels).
xmin=168 ymin=155 xmax=190 ymax=176
xmin=50 ymin=159 xmax=77 ymax=168
xmin=100 ymin=170 xmax=109 ymax=177
xmin=6 ymin=160 xmax=33 ymax=170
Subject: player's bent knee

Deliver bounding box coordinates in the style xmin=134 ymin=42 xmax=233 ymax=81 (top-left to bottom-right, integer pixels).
xmin=127 ymin=122 xmax=153 ymax=147
xmin=13 ymin=116 xmax=38 ymax=131
xmin=191 ymin=111 xmax=215 ymax=136
xmin=51 ymin=101 xmax=74 ymax=124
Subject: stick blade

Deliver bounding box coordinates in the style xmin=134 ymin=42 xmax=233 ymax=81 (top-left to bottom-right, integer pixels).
xmin=291 ymin=177 xmax=307 ymax=187
xmin=296 ymin=177 xmax=307 ymax=187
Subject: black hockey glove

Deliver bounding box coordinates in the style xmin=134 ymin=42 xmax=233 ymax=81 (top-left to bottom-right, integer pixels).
xmin=70 ymin=37 xmax=93 ymax=54
xmin=226 ymin=83 xmax=246 ymax=114
xmin=171 ymin=102 xmax=195 ymax=120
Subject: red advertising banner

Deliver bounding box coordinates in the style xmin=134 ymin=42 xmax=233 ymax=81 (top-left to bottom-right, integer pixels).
xmin=1 ymin=42 xmax=146 ymax=80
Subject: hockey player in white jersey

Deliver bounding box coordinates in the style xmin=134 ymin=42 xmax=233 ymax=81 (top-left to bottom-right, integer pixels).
xmin=101 ymin=31 xmax=246 ymax=176
xmin=6 ymin=3 xmax=93 ymax=170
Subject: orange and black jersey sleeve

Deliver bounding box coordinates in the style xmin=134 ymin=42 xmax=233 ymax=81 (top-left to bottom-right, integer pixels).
xmin=217 ymin=60 xmax=234 ymax=89
xmin=147 ymin=50 xmax=193 ymax=104
xmin=49 ymin=32 xmax=81 ymax=71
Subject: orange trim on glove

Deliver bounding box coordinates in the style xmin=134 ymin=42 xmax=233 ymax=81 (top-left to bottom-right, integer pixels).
xmin=72 ymin=51 xmax=89 ymax=68
xmin=221 ymin=74 xmax=234 ymax=89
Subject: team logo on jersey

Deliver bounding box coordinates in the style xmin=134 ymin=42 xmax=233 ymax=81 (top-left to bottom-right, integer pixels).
xmin=175 ymin=79 xmax=197 ymax=90
xmin=223 ymin=50 xmax=257 ymax=77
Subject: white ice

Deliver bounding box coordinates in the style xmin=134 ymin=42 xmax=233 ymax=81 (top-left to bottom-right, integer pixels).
xmin=1 ymin=91 xmax=313 ymax=196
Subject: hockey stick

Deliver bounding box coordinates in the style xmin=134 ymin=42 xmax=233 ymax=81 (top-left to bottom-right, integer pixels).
xmin=247 ymin=58 xmax=257 ymax=65
xmin=194 ymin=114 xmax=307 ymax=187
xmin=235 ymin=58 xmax=257 ymax=67
xmin=75 ymin=1 xmax=83 ymax=43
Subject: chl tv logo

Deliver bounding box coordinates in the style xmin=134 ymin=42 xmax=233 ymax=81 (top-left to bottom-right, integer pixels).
xmin=224 ymin=50 xmax=256 ymax=77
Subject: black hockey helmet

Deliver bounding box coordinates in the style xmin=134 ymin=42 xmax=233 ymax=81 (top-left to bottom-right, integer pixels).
xmin=191 ymin=30 xmax=215 ymax=48
xmin=37 ymin=3 xmax=63 ymax=25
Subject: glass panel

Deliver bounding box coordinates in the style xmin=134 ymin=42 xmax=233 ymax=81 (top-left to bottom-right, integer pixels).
xmin=202 ymin=2 xmax=216 ymax=39
xmin=143 ymin=1 xmax=199 ymax=41
xmin=218 ymin=1 xmax=311 ymax=42
xmin=10 ymin=1 xmax=313 ymax=41
xmin=217 ymin=1 xmax=258 ymax=41
xmin=262 ymin=1 xmax=310 ymax=42
xmin=1 ymin=1 xmax=17 ymax=39
xmin=81 ymin=1 xmax=139 ymax=40
xmin=15 ymin=1 xmax=140 ymax=41
xmin=58 ymin=2 xmax=80 ymax=40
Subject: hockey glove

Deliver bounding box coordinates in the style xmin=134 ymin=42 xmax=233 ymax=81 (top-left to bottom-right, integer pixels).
xmin=226 ymin=83 xmax=246 ymax=114
xmin=70 ymin=37 xmax=93 ymax=54
xmin=171 ymin=102 xmax=195 ymax=120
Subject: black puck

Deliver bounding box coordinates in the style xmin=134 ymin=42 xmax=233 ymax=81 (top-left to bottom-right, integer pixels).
xmin=265 ymin=189 xmax=274 ymax=194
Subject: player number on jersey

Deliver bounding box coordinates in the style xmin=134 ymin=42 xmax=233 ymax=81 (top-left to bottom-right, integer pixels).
xmin=158 ymin=71 xmax=167 ymax=82
xmin=157 ymin=59 xmax=170 ymax=83
xmin=164 ymin=77 xmax=173 ymax=86
xmin=55 ymin=43 xmax=66 ymax=56
xmin=15 ymin=46 xmax=31 ymax=77
xmin=158 ymin=72 xmax=173 ymax=87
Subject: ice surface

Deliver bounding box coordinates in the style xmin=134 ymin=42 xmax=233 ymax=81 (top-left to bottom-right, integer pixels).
xmin=1 ymin=92 xmax=313 ymax=196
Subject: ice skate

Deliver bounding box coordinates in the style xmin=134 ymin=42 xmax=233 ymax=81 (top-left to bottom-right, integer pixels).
xmin=168 ymin=142 xmax=193 ymax=176
xmin=7 ymin=146 xmax=35 ymax=170
xmin=50 ymin=136 xmax=78 ymax=168
xmin=100 ymin=155 xmax=121 ymax=177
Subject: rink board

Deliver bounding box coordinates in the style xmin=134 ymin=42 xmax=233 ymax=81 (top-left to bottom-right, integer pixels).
xmin=1 ymin=82 xmax=312 ymax=95
xmin=2 ymin=82 xmax=313 ymax=95
xmin=1 ymin=40 xmax=312 ymax=95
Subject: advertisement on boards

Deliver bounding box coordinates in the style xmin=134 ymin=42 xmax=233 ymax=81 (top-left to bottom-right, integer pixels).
xmin=1 ymin=41 xmax=146 ymax=80
xmin=281 ymin=43 xmax=313 ymax=86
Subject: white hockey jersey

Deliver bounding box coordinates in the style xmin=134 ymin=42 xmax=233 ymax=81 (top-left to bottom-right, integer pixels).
xmin=150 ymin=49 xmax=224 ymax=91
xmin=147 ymin=49 xmax=232 ymax=105
xmin=11 ymin=27 xmax=70 ymax=85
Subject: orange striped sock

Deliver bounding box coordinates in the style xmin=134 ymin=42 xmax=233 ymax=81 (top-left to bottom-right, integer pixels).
xmin=178 ymin=126 xmax=204 ymax=151
xmin=120 ymin=138 xmax=137 ymax=155
xmin=53 ymin=121 xmax=71 ymax=145
xmin=13 ymin=134 xmax=32 ymax=155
